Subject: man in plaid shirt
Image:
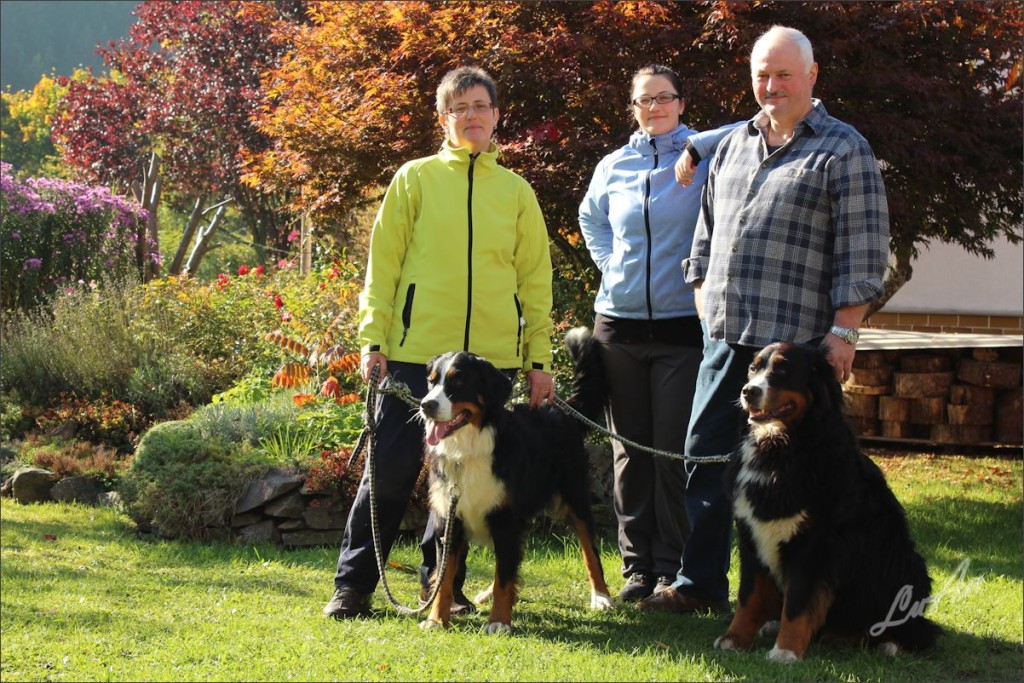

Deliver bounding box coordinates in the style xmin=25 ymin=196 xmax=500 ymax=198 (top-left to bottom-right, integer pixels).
xmin=638 ymin=25 xmax=889 ymax=614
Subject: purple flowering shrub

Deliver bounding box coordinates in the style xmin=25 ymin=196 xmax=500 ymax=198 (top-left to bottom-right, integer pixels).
xmin=1 ymin=162 xmax=155 ymax=309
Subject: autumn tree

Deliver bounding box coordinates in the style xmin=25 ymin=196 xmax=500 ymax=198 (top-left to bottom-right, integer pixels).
xmin=53 ymin=0 xmax=311 ymax=277
xmin=0 ymin=74 xmax=70 ymax=178
xmin=248 ymin=0 xmax=1022 ymax=312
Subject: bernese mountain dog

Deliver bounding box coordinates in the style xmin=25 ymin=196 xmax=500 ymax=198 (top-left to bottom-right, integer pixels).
xmin=417 ymin=327 xmax=614 ymax=634
xmin=716 ymin=342 xmax=940 ymax=662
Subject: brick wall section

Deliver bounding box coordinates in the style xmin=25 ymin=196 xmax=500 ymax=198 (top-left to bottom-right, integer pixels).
xmin=866 ymin=312 xmax=1024 ymax=336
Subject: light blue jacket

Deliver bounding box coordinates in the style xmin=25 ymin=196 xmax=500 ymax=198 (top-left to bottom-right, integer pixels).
xmin=578 ymin=122 xmax=739 ymax=320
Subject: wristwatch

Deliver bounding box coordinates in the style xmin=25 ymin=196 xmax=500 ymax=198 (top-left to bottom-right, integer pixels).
xmin=829 ymin=324 xmax=860 ymax=346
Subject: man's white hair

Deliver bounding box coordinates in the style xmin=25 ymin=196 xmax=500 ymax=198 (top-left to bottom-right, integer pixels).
xmin=751 ymin=26 xmax=815 ymax=74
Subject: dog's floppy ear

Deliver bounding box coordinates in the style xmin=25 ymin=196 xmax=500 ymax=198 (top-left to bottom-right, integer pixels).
xmin=425 ymin=353 xmax=449 ymax=383
xmin=480 ymin=359 xmax=513 ymax=409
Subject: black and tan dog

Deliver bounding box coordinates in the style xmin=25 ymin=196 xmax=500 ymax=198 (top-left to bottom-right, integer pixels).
xmin=417 ymin=327 xmax=614 ymax=634
xmin=716 ymin=342 xmax=940 ymax=661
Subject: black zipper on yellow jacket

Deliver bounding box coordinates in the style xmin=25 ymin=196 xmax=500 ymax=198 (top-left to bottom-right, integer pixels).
xmin=463 ymin=153 xmax=478 ymax=351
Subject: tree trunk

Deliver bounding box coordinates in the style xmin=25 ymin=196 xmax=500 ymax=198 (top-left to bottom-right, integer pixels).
xmin=130 ymin=152 xmax=162 ymax=282
xmin=183 ymin=198 xmax=233 ymax=275
xmin=168 ymin=196 xmax=207 ymax=276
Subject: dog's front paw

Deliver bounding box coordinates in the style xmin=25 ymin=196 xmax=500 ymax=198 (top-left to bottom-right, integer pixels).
xmin=419 ymin=618 xmax=446 ymax=630
xmin=481 ymin=621 xmax=513 ymax=636
xmin=590 ymin=591 xmax=614 ymax=610
xmin=758 ymin=620 xmax=781 ymax=638
xmin=876 ymin=641 xmax=901 ymax=657
xmin=714 ymin=635 xmax=739 ymax=651
xmin=767 ymin=645 xmax=799 ymax=663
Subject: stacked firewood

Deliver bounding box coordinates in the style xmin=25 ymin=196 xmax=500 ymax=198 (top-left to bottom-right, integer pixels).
xmin=843 ymin=348 xmax=1023 ymax=445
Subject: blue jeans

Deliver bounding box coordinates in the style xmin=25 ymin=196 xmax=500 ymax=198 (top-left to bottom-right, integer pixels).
xmin=672 ymin=326 xmax=757 ymax=603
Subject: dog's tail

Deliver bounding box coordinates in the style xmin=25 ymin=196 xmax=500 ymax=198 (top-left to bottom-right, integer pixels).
xmin=563 ymin=327 xmax=608 ymax=432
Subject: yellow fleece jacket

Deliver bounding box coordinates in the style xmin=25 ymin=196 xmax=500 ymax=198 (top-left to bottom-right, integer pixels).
xmin=358 ymin=140 xmax=553 ymax=372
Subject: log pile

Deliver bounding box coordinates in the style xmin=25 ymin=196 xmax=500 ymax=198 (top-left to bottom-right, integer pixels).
xmin=842 ymin=347 xmax=1023 ymax=445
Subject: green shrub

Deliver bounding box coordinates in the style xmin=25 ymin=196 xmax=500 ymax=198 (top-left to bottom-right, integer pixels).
xmin=117 ymin=420 xmax=271 ymax=540
xmin=0 ymin=256 xmax=366 ymax=447
xmin=189 ymin=392 xmax=300 ymax=447
xmin=0 ymin=274 xmax=144 ymax=406
xmin=0 ymin=389 xmax=34 ymax=443
xmin=195 ymin=389 xmax=367 ymax=469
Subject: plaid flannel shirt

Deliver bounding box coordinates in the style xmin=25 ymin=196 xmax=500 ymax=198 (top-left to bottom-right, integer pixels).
xmin=683 ymin=100 xmax=889 ymax=347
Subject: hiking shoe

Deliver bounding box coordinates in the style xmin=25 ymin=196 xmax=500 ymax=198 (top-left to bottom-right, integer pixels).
xmin=419 ymin=585 xmax=478 ymax=615
xmin=323 ymin=586 xmax=371 ymax=619
xmin=618 ymin=572 xmax=654 ymax=602
xmin=636 ymin=587 xmax=728 ymax=614
xmin=654 ymin=575 xmax=675 ymax=595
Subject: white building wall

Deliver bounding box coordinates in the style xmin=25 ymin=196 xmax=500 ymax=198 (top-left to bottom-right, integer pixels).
xmin=883 ymin=237 xmax=1024 ymax=316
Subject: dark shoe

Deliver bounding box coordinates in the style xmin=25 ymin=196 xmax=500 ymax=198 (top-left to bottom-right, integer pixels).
xmin=418 ymin=586 xmax=478 ymax=615
xmin=654 ymin=575 xmax=675 ymax=595
xmin=323 ymin=586 xmax=371 ymax=619
xmin=636 ymin=587 xmax=728 ymax=614
xmin=618 ymin=572 xmax=654 ymax=602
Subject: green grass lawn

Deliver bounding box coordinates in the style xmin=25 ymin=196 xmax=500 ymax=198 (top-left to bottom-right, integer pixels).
xmin=1 ymin=451 xmax=1021 ymax=682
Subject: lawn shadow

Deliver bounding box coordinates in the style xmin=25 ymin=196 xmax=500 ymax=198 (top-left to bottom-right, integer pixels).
xmin=903 ymin=495 xmax=1023 ymax=578
xmin=513 ymin=601 xmax=1022 ymax=682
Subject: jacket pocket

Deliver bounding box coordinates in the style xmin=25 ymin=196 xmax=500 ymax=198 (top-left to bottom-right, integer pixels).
xmin=514 ymin=294 xmax=524 ymax=358
xmin=399 ymin=283 xmax=416 ymax=347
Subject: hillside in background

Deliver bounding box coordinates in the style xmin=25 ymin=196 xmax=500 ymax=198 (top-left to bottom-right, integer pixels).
xmin=1 ymin=0 xmax=136 ymax=92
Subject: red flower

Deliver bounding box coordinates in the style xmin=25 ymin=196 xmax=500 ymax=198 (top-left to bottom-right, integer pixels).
xmin=254 ymin=265 xmax=265 ymax=275
xmin=273 ymin=295 xmax=284 ymax=309
xmin=238 ymin=264 xmax=249 ymax=276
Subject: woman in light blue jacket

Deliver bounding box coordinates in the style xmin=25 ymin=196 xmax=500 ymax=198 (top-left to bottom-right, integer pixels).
xmin=578 ymin=64 xmax=738 ymax=603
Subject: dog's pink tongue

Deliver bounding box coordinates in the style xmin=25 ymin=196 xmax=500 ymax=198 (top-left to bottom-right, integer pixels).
xmin=426 ymin=423 xmax=444 ymax=446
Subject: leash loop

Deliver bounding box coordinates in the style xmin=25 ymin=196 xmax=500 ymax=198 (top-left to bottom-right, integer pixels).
xmin=363 ymin=364 xmax=458 ymax=616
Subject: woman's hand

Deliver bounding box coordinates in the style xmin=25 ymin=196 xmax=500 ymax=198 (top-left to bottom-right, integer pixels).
xmin=525 ymin=370 xmax=555 ymax=409
xmin=361 ymin=352 xmax=388 ymax=383
xmin=674 ymin=148 xmax=697 ymax=186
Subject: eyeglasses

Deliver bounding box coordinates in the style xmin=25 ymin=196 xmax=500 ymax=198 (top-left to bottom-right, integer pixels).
xmin=444 ymin=102 xmax=496 ymax=118
xmin=631 ymin=93 xmax=681 ymax=108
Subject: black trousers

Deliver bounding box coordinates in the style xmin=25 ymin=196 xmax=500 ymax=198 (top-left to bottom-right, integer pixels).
xmin=597 ymin=340 xmax=701 ymax=579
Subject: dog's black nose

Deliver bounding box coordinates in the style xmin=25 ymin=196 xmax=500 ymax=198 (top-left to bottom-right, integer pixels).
xmin=421 ymin=399 xmax=438 ymax=415
xmin=742 ymin=384 xmax=761 ymax=401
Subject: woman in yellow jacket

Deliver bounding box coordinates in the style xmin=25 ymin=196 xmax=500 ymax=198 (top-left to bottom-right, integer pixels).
xmin=324 ymin=66 xmax=555 ymax=619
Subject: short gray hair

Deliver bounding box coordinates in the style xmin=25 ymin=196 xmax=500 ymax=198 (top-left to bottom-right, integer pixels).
xmin=435 ymin=66 xmax=498 ymax=115
xmin=751 ymin=26 xmax=815 ymax=74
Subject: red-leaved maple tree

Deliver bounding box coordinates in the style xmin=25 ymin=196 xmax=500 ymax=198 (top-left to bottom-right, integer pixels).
xmin=247 ymin=0 xmax=1022 ymax=309
xmin=53 ymin=0 xmax=311 ymax=277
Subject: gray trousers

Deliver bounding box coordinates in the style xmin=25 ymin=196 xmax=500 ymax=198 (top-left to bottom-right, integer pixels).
xmin=598 ymin=340 xmax=701 ymax=579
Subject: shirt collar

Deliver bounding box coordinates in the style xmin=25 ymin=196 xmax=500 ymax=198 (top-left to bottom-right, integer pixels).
xmin=438 ymin=139 xmax=500 ymax=167
xmin=746 ymin=98 xmax=828 ymax=137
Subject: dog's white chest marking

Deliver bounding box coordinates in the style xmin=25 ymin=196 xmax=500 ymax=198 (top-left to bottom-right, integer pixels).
xmin=734 ymin=484 xmax=807 ymax=584
xmin=429 ymin=425 xmax=505 ymax=545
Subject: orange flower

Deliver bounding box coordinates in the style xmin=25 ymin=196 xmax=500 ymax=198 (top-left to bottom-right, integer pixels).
xmin=320 ymin=376 xmax=341 ymax=399
xmin=292 ymin=393 xmax=316 ymax=407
